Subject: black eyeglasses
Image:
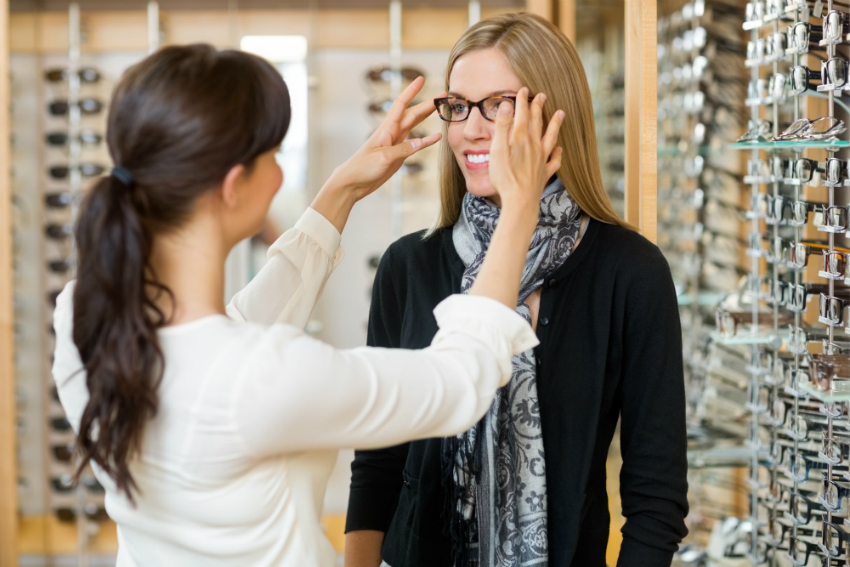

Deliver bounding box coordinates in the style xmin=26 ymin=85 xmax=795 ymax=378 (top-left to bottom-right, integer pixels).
xmin=51 ymin=443 xmax=75 ymax=463
xmin=433 ymin=96 xmax=517 ymax=123
xmin=51 ymin=474 xmax=104 ymax=495
xmin=50 ymin=415 xmax=72 ymax=432
xmin=44 ymin=67 xmax=101 ymax=84
xmin=48 ymin=163 xmax=106 ymax=180
xmin=48 ymin=259 xmax=73 ymax=274
xmin=55 ymin=504 xmax=109 ymax=523
xmin=45 ymin=130 xmax=103 ymax=147
xmin=45 ymin=192 xmax=75 ymax=210
xmin=45 ymin=223 xmax=73 ymax=241
xmin=48 ymin=98 xmax=104 ymax=117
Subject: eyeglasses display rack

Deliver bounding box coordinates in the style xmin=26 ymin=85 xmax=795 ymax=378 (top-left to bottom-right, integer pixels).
xmin=710 ymin=0 xmax=850 ymax=564
xmin=657 ymin=3 xmax=755 ymax=563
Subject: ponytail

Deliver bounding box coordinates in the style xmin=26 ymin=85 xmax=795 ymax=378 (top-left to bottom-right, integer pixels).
xmin=72 ymin=175 xmax=169 ymax=501
xmin=67 ymin=44 xmax=291 ymax=501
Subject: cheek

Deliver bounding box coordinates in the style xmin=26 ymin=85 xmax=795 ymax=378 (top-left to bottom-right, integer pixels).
xmin=447 ymin=125 xmax=464 ymax=158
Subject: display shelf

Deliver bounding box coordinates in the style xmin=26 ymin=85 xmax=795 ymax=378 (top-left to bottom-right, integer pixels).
xmin=676 ymin=292 xmax=726 ymax=306
xmin=728 ymin=141 xmax=850 ymax=150
xmin=688 ymin=445 xmax=756 ymax=469
xmin=710 ymin=331 xmax=788 ymax=348
xmin=799 ymin=381 xmax=850 ymax=402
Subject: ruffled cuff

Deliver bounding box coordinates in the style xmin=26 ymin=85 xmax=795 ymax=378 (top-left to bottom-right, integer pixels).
xmin=272 ymin=207 xmax=344 ymax=266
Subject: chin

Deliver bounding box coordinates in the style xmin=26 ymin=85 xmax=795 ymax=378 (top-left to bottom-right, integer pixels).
xmin=464 ymin=177 xmax=498 ymax=201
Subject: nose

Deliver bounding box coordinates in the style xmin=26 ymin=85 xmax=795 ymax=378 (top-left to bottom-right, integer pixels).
xmin=462 ymin=107 xmax=491 ymax=142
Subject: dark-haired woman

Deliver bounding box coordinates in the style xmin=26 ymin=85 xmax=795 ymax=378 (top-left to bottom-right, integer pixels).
xmin=51 ymin=44 xmax=565 ymax=566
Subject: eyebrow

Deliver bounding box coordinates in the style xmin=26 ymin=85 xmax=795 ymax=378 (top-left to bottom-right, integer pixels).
xmin=446 ymin=90 xmax=518 ymax=99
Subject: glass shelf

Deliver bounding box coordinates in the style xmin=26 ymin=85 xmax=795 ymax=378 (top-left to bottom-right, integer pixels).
xmin=799 ymin=380 xmax=850 ymax=402
xmin=728 ymin=141 xmax=850 ymax=151
xmin=677 ymin=292 xmax=726 ymax=306
xmin=710 ymin=331 xmax=788 ymax=348
xmin=688 ymin=445 xmax=755 ymax=469
xmin=658 ymin=145 xmax=723 ymax=157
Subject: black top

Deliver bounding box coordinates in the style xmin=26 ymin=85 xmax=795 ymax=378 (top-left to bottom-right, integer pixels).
xmin=345 ymin=219 xmax=689 ymax=567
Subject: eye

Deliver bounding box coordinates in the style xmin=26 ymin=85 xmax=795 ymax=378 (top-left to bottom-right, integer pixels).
xmin=451 ymin=102 xmax=468 ymax=113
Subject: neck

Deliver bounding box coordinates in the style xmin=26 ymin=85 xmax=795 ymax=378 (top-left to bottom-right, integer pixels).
xmin=148 ymin=210 xmax=229 ymax=326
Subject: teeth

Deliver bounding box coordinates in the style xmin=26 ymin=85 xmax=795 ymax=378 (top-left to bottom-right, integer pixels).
xmin=467 ymin=153 xmax=490 ymax=164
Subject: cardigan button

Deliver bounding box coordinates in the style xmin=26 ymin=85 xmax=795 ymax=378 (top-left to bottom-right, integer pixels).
xmin=540 ymin=317 xmax=550 ymax=326
xmin=547 ymin=278 xmax=557 ymax=288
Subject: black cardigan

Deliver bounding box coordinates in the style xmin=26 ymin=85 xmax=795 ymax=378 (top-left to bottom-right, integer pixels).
xmin=345 ymin=218 xmax=689 ymax=567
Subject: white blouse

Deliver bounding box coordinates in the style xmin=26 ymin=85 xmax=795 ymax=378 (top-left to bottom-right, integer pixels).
xmin=52 ymin=207 xmax=538 ymax=567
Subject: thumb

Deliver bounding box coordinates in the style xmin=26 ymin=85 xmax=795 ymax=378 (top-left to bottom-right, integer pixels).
xmin=387 ymin=137 xmax=423 ymax=161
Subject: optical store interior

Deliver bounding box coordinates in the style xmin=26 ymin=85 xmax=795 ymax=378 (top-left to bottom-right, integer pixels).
xmin=12 ymin=0 xmax=850 ymax=566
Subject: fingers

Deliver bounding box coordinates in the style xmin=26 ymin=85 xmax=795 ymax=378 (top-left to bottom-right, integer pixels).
xmin=491 ymin=98 xmax=513 ymax=158
xmin=544 ymin=147 xmax=563 ymax=179
xmin=387 ymin=132 xmax=442 ymax=162
xmin=396 ymin=94 xmax=444 ymax=142
xmin=529 ymin=93 xmax=546 ymax=142
xmin=541 ymin=110 xmax=566 ymax=156
xmin=511 ymin=87 xmax=530 ymax=140
xmin=386 ymin=76 xmax=425 ymax=124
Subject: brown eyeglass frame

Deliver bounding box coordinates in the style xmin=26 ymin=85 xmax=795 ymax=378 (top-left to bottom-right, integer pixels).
xmin=433 ymin=96 xmax=518 ymax=123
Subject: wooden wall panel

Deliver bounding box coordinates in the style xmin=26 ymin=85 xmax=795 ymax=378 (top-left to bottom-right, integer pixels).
xmin=624 ymin=0 xmax=657 ymax=242
xmin=0 ymin=0 xmax=19 ymax=563
xmin=401 ymin=8 xmax=466 ymax=49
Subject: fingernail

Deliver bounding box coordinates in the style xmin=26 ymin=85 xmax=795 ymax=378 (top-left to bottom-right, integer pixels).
xmin=410 ymin=138 xmax=423 ymax=150
xmin=539 ymin=94 xmax=547 ymax=103
xmin=499 ymin=102 xmax=512 ymax=115
xmin=558 ymin=110 xmax=565 ymax=120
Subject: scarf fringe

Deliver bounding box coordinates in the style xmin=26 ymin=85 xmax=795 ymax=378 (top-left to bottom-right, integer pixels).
xmin=441 ymin=421 xmax=483 ymax=567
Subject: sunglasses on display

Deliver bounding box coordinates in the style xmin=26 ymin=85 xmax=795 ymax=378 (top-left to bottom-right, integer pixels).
xmin=48 ymin=259 xmax=73 ymax=275
xmin=45 ymin=130 xmax=102 ymax=147
xmin=48 ymin=163 xmax=106 ymax=180
xmin=48 ymin=98 xmax=104 ymax=116
xmin=44 ymin=192 xmax=77 ymax=210
xmin=44 ymin=67 xmax=101 ymax=84
xmin=55 ymin=504 xmax=109 ymax=524
xmin=45 ymin=223 xmax=73 ymax=241
xmin=51 ymin=442 xmax=75 ymax=463
xmin=364 ymin=65 xmax=424 ymax=84
xmin=50 ymin=474 xmax=104 ymax=495
xmin=433 ymin=96 xmax=518 ymax=123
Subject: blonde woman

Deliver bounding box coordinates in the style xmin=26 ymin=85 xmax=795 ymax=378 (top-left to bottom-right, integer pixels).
xmin=345 ymin=13 xmax=688 ymax=567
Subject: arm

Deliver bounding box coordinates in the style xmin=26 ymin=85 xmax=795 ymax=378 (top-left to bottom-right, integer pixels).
xmin=616 ymin=250 xmax=689 ymax=567
xmin=226 ymin=208 xmax=343 ymax=328
xmin=345 ymin=248 xmax=406 ymax=567
xmin=228 ymin=76 xmax=442 ymax=326
xmin=234 ymin=293 xmax=539 ymax=454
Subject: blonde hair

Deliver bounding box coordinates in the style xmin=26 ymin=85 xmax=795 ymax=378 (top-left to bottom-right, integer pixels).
xmin=432 ymin=12 xmax=633 ymax=231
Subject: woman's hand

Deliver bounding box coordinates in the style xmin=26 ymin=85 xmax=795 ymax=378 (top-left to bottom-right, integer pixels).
xmin=312 ymin=76 xmax=442 ymax=233
xmin=488 ymin=88 xmax=564 ymax=219
xmin=468 ymin=89 xmax=564 ymax=309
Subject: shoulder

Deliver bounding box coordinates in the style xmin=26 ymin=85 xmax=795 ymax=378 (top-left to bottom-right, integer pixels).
xmin=590 ymin=221 xmax=673 ymax=290
xmin=378 ymin=227 xmax=454 ymax=281
xmin=383 ymin=228 xmax=451 ymax=266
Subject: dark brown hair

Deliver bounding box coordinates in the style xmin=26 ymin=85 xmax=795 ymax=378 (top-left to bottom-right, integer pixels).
xmin=71 ymin=44 xmax=291 ymax=501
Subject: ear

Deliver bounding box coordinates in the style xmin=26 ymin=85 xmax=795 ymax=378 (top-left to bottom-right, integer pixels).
xmin=220 ymin=164 xmax=246 ymax=209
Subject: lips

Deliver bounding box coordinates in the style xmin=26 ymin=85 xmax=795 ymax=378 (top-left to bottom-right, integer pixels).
xmin=464 ymin=151 xmax=490 ymax=171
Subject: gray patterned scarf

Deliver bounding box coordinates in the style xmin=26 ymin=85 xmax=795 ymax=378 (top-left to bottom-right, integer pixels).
xmin=442 ymin=177 xmax=582 ymax=567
